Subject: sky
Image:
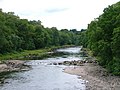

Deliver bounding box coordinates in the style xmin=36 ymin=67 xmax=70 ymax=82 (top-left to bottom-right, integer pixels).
xmin=0 ymin=0 xmax=119 ymax=30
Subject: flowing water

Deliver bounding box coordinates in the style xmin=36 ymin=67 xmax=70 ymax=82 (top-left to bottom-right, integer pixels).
xmin=0 ymin=47 xmax=86 ymax=90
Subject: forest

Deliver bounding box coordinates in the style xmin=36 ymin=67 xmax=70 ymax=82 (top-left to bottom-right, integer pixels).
xmin=80 ymin=1 xmax=120 ymax=75
xmin=0 ymin=9 xmax=81 ymax=54
xmin=0 ymin=1 xmax=120 ymax=75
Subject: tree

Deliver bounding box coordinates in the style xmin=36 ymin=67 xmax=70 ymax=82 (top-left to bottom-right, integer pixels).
xmin=81 ymin=1 xmax=120 ymax=75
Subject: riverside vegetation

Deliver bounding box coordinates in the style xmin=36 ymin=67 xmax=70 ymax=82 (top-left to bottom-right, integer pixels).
xmin=0 ymin=8 xmax=81 ymax=55
xmin=0 ymin=1 xmax=120 ymax=75
xmin=0 ymin=45 xmax=74 ymax=60
xmin=0 ymin=8 xmax=81 ymax=59
xmin=79 ymin=1 xmax=120 ymax=75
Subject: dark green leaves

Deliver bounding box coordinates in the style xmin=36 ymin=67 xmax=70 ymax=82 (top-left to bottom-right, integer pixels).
xmin=81 ymin=1 xmax=120 ymax=75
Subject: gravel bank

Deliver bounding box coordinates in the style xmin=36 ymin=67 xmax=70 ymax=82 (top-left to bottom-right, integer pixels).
xmin=64 ymin=63 xmax=120 ymax=90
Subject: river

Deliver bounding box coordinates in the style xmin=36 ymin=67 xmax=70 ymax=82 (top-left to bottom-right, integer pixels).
xmin=0 ymin=47 xmax=86 ymax=90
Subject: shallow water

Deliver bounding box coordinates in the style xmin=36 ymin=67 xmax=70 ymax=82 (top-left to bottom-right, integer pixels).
xmin=0 ymin=47 xmax=86 ymax=90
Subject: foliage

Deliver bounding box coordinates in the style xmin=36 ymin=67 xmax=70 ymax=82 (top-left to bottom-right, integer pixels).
xmin=0 ymin=9 xmax=80 ymax=55
xmin=80 ymin=1 xmax=120 ymax=75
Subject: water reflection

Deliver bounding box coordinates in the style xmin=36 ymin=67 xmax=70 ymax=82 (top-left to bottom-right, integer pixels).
xmin=56 ymin=47 xmax=81 ymax=54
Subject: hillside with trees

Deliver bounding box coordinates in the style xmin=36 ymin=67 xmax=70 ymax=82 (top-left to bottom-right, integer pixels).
xmin=0 ymin=9 xmax=81 ymax=54
xmin=80 ymin=1 xmax=120 ymax=75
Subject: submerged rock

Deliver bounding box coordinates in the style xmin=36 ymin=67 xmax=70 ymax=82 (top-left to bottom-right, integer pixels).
xmin=58 ymin=62 xmax=62 ymax=65
xmin=50 ymin=60 xmax=85 ymax=66
xmin=53 ymin=62 xmax=57 ymax=65
xmin=50 ymin=58 xmax=97 ymax=66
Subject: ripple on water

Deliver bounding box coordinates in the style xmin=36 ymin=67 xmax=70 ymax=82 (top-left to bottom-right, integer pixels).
xmin=0 ymin=47 xmax=86 ymax=90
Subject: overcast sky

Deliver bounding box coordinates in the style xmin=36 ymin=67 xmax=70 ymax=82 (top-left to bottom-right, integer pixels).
xmin=0 ymin=0 xmax=119 ymax=30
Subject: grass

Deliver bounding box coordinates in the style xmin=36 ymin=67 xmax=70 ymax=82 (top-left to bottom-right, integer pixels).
xmin=0 ymin=49 xmax=48 ymax=60
xmin=0 ymin=45 xmax=75 ymax=60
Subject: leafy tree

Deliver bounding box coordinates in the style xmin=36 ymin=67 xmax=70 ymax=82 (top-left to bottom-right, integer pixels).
xmin=81 ymin=1 xmax=120 ymax=75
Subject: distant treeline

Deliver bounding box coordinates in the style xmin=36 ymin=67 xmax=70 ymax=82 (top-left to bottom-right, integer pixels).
xmin=80 ymin=1 xmax=120 ymax=75
xmin=0 ymin=9 xmax=82 ymax=54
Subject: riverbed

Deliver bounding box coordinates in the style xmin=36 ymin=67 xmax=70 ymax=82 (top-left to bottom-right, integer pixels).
xmin=0 ymin=47 xmax=86 ymax=90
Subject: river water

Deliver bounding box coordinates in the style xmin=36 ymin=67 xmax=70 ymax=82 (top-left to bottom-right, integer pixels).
xmin=0 ymin=47 xmax=86 ymax=90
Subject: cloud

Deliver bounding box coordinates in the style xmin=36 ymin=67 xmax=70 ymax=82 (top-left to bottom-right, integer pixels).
xmin=45 ymin=8 xmax=69 ymax=13
xmin=0 ymin=0 xmax=120 ymax=30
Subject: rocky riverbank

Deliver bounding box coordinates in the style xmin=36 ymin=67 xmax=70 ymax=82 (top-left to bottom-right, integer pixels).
xmin=48 ymin=47 xmax=120 ymax=89
xmin=0 ymin=60 xmax=30 ymax=74
xmin=0 ymin=60 xmax=30 ymax=84
xmin=64 ymin=62 xmax=120 ymax=90
xmin=62 ymin=49 xmax=120 ymax=90
xmin=50 ymin=57 xmax=119 ymax=89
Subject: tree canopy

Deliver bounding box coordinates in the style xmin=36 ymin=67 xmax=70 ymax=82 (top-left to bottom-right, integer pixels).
xmin=0 ymin=9 xmax=81 ymax=54
xmin=80 ymin=1 xmax=120 ymax=75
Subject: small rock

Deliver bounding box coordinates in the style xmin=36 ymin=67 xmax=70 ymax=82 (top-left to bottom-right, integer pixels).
xmin=0 ymin=64 xmax=8 ymax=70
xmin=58 ymin=62 xmax=62 ymax=65
xmin=53 ymin=62 xmax=57 ymax=65
xmin=48 ymin=63 xmax=52 ymax=65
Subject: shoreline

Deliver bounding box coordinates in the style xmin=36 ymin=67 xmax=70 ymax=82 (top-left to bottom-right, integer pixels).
xmin=0 ymin=60 xmax=30 ymax=75
xmin=64 ymin=62 xmax=120 ymax=90
xmin=0 ymin=60 xmax=30 ymax=84
xmin=0 ymin=45 xmax=75 ymax=60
